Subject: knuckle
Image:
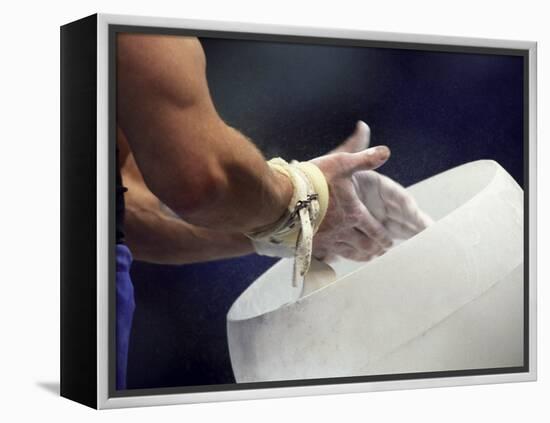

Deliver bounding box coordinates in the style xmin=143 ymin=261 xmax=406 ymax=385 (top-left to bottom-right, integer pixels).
xmin=359 ymin=237 xmax=374 ymax=250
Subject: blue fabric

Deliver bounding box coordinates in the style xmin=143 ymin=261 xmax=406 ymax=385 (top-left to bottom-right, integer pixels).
xmin=116 ymin=244 xmax=135 ymax=390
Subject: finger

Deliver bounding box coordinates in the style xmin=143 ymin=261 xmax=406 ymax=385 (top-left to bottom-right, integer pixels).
xmin=326 ymin=239 xmax=380 ymax=262
xmin=334 ymin=240 xmax=381 ymax=259
xmin=337 ymin=146 xmax=391 ymax=177
xmin=375 ymin=249 xmax=387 ymax=257
xmin=343 ymin=229 xmax=385 ymax=257
xmin=329 ymin=121 xmax=371 ymax=154
xmin=333 ymin=241 xmax=356 ymax=254
xmin=385 ymin=219 xmax=419 ymax=240
xmin=338 ymin=247 xmax=376 ymax=262
xmin=397 ymin=196 xmax=435 ymax=231
xmin=332 ymin=242 xmax=359 ymax=260
xmin=379 ymin=179 xmax=434 ymax=232
xmin=417 ymin=210 xmax=435 ymax=228
xmin=312 ymin=246 xmax=329 ymax=261
xmin=354 ymin=202 xmax=393 ymax=248
xmin=322 ymin=253 xmax=338 ymax=263
xmin=313 ymin=240 xmax=339 ymax=263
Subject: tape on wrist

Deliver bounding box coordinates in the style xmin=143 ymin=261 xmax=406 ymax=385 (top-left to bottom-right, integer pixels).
xmin=246 ymin=158 xmax=329 ymax=287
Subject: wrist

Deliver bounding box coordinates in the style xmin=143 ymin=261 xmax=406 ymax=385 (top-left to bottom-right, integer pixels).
xmin=271 ymin=167 xmax=294 ymax=217
xmin=245 ymin=157 xmax=329 ymax=287
xmin=246 ymin=165 xmax=293 ymax=234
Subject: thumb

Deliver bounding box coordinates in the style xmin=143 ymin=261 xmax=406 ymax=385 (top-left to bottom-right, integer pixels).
xmin=329 ymin=121 xmax=370 ymax=154
xmin=338 ymin=146 xmax=391 ymax=176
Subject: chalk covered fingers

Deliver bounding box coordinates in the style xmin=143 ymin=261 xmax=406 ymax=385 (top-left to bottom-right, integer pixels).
xmin=353 ymin=171 xmax=434 ymax=240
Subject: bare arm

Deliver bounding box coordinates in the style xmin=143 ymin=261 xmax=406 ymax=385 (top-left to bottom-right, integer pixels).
xmin=117 ymin=34 xmax=292 ymax=233
xmin=118 ymin=129 xmax=254 ymax=264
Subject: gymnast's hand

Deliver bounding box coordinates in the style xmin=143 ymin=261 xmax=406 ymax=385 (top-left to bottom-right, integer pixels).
xmin=311 ymin=121 xmax=392 ymax=262
xmin=311 ymin=121 xmax=432 ymax=262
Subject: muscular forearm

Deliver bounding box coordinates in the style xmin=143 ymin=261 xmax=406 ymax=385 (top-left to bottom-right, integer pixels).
xmin=125 ymin=109 xmax=292 ymax=233
xmin=125 ymin=203 xmax=253 ymax=265
xmin=185 ymin=122 xmax=293 ymax=232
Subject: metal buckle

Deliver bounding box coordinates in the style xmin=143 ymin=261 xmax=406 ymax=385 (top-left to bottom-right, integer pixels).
xmin=289 ymin=193 xmax=319 ymax=220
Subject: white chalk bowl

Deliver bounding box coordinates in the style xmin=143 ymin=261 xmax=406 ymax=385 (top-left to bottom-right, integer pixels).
xmin=227 ymin=160 xmax=524 ymax=382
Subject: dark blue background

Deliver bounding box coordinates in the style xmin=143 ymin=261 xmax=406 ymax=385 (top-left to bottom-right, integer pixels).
xmin=126 ymin=37 xmax=524 ymax=389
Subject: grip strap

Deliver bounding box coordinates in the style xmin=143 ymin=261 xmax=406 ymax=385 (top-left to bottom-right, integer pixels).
xmin=246 ymin=158 xmax=329 ymax=287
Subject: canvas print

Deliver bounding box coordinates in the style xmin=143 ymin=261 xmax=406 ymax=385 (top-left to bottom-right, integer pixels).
xmin=113 ymin=32 xmax=525 ymax=392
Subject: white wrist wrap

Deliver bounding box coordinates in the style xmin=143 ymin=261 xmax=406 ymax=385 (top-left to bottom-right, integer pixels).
xmin=246 ymin=158 xmax=329 ymax=287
